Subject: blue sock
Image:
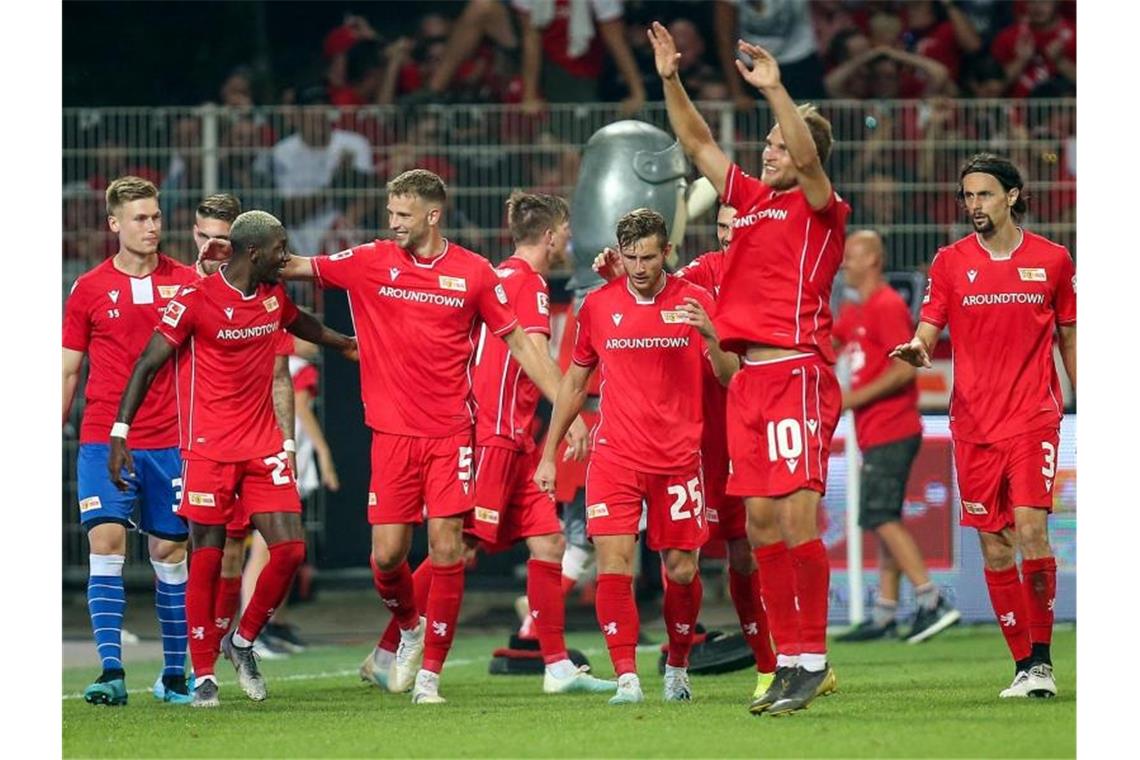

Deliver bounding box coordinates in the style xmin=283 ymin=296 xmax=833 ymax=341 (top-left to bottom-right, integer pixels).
xmin=88 ymin=554 xmax=126 ymax=676
xmin=151 ymin=559 xmax=189 ymax=677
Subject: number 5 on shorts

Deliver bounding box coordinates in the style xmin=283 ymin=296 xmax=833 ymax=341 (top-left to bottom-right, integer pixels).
xmin=667 ymin=477 xmax=703 ymax=521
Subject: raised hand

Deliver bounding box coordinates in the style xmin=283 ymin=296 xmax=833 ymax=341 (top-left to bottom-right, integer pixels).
xmin=592 ymin=247 xmax=625 ymax=281
xmin=735 ymin=40 xmax=781 ymax=92
xmin=647 ymin=21 xmax=681 ymax=80
xmin=889 ymin=337 xmax=932 ymax=369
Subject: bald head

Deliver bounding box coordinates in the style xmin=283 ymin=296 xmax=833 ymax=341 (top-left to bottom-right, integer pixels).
xmin=842 ymin=230 xmax=885 ymax=289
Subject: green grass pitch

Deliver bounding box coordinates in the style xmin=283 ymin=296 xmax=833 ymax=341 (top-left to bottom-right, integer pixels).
xmin=63 ymin=627 xmax=1075 ymax=758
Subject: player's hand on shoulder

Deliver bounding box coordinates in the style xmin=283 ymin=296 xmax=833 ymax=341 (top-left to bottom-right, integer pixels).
xmin=889 ymin=338 xmax=932 ymax=369
xmin=107 ymin=437 xmax=135 ymax=492
xmin=197 ymin=238 xmax=233 ymax=276
xmin=533 ymin=458 xmax=558 ymax=494
xmin=680 ymin=296 xmax=716 ymax=340
xmin=565 ymin=416 xmax=590 ymax=462
xmin=593 ymin=247 xmax=624 ymax=281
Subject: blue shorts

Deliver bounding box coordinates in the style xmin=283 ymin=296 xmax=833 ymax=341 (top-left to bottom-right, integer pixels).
xmin=77 ymin=444 xmax=189 ymax=541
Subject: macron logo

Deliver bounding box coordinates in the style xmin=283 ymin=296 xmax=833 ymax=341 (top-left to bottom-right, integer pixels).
xmin=389 ymin=267 xmax=400 ymax=281
xmin=109 ymin=290 xmax=120 ymax=304
xmin=612 ymin=313 xmax=623 ymax=326
xmin=967 ymin=269 xmax=978 ymax=283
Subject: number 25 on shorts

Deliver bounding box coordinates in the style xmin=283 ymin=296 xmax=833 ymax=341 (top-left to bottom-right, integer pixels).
xmin=668 ymin=477 xmax=703 ymax=521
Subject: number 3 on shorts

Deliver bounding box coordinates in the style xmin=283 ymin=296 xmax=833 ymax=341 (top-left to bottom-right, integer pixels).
xmin=1041 ymin=441 xmax=1056 ymax=478
xmin=667 ymin=477 xmax=703 ymax=521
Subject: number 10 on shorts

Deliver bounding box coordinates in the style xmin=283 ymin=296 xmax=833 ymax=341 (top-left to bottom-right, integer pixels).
xmin=766 ymin=419 xmax=804 ymax=462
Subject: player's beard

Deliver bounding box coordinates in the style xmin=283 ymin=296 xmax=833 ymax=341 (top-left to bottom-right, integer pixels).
xmin=971 ymin=214 xmax=995 ymax=233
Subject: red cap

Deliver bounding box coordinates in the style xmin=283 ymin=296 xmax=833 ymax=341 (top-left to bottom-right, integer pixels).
xmin=324 ymin=25 xmax=357 ymax=58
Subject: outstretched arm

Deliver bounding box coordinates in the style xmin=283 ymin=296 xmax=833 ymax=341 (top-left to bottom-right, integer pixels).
xmin=502 ymin=325 xmax=589 ymax=459
xmin=735 ymin=41 xmax=833 ymax=210
xmin=648 ymin=21 xmax=731 ymax=197
xmin=286 ymin=310 xmax=357 ymax=359
xmin=890 ymin=321 xmax=941 ymax=369
xmin=534 ymin=362 xmax=593 ymax=494
xmin=108 ymin=335 xmax=177 ymax=490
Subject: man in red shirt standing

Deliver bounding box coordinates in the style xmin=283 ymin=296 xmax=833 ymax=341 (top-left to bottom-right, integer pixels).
xmin=108 ymin=211 xmax=356 ymax=708
xmin=651 ymin=22 xmax=849 ymax=715
xmin=833 ymin=230 xmax=960 ymax=644
xmin=535 ymin=208 xmax=736 ymax=705
xmin=893 ymin=153 xmax=1076 ymax=699
xmin=284 ymin=169 xmax=583 ymax=704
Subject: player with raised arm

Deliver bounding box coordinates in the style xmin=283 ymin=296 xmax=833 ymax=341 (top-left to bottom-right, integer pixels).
xmin=593 ymin=204 xmax=778 ymax=698
xmin=280 ymin=169 xmax=586 ymax=704
xmin=649 ymin=21 xmax=850 ymax=716
xmin=535 ymin=208 xmax=737 ymax=706
xmin=108 ymin=211 xmax=356 ymax=708
xmin=892 ymin=154 xmax=1076 ymax=699
xmin=63 ymin=176 xmax=198 ymax=706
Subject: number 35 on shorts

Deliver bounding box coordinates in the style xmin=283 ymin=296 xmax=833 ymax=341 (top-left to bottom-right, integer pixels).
xmin=667 ymin=477 xmax=704 ymax=525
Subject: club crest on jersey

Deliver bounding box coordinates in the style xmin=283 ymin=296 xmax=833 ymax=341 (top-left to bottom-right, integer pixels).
xmin=967 ymin=269 xmax=978 ymax=283
xmin=389 ymin=267 xmax=401 ymax=281
xmin=439 ymin=275 xmax=467 ymax=292
xmin=660 ymin=310 xmax=686 ymax=324
xmin=611 ymin=313 xmax=623 ymax=326
xmin=330 ymin=249 xmax=354 ymax=261
xmin=223 ymin=307 xmax=234 ymax=320
xmin=162 ymin=300 xmax=186 ymax=327
xmin=188 ymin=492 xmax=216 ymax=507
xmin=263 ymin=296 xmax=279 ymax=312
xmin=108 ymin=290 xmax=120 ymax=304
xmin=537 ymin=292 xmax=550 ymax=316
xmin=1018 ymin=267 xmax=1047 ymax=282
xmin=157 ymin=285 xmax=180 ymax=299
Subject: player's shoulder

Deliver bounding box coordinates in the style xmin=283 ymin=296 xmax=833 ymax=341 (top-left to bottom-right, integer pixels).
xmin=581 ymin=278 xmax=623 ymax=308
xmin=672 ymin=274 xmax=713 ymax=300
xmin=448 ymin=240 xmax=494 ymax=269
xmin=68 ymin=259 xmax=112 ymax=297
xmin=1021 ymin=229 xmax=1072 ymax=262
xmin=931 ymin=236 xmax=972 ymax=269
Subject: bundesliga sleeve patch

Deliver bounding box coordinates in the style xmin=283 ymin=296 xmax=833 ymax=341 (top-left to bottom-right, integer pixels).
xmin=494 ymin=283 xmax=508 ymax=305
xmin=330 ymin=249 xmax=354 ymax=261
xmin=537 ymin=292 xmax=550 ymax=316
xmin=161 ymin=300 xmax=186 ymax=327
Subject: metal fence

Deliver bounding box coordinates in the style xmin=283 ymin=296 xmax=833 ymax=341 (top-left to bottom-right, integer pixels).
xmin=61 ymin=98 xmax=1076 ymax=580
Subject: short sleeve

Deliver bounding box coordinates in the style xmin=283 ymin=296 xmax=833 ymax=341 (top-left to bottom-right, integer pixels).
xmin=919 ymin=249 xmax=951 ymax=330
xmin=721 ymin=163 xmax=764 ymax=211
xmin=274 ymin=329 xmax=294 ymax=356
xmin=571 ymin=296 xmax=598 ymax=368
xmin=1055 ymin=250 xmax=1076 ymax=326
xmin=155 ymin=289 xmax=198 ymax=348
xmin=677 ymin=255 xmax=715 ymax=292
xmin=62 ymin=280 xmax=91 ymax=352
xmin=279 ymin=289 xmax=300 ymax=328
xmin=513 ymin=274 xmax=552 ymax=336
xmin=311 ymin=244 xmax=367 ymax=290
xmin=477 ymin=262 xmax=519 ymax=337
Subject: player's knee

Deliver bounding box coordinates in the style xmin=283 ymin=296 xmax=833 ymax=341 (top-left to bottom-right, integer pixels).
xmin=978 ymin=534 xmax=1016 ymax=570
xmin=148 ymin=538 xmax=186 ymax=564
xmin=1015 ymin=522 xmax=1051 ymax=558
xmin=371 ymin=546 xmax=406 ymax=572
xmin=220 ymin=539 xmax=244 ymax=577
xmin=528 ymin=532 xmax=565 ymax=564
xmin=428 ymin=523 xmax=464 ymax=565
xmin=663 ymin=553 xmax=698 ymax=585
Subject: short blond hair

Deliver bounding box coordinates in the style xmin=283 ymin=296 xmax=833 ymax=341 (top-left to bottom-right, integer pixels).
xmin=106 ymin=176 xmax=158 ymax=217
xmin=797 ymin=103 xmax=834 ymax=165
xmin=387 ymin=169 xmax=447 ymax=204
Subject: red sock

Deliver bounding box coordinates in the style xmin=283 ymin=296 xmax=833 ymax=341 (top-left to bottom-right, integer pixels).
xmin=527 ymin=559 xmax=568 ymax=664
xmin=984 ymin=566 xmax=1032 ymax=662
xmin=663 ymin=574 xmax=702 ymax=668
xmin=729 ymin=568 xmax=776 ymax=673
xmin=237 ymin=540 xmax=305 ymax=643
xmin=371 ymin=557 xmax=420 ymax=631
xmin=210 ymin=576 xmax=242 ymax=653
xmin=376 ymin=559 xmax=433 ymax=651
xmin=1020 ymin=557 xmax=1057 ymax=645
xmin=595 ymin=573 xmax=639 ymax=676
xmin=187 ymin=546 xmax=223 ymax=678
xmin=789 ymin=539 xmax=830 ymax=655
xmin=561 ymin=575 xmax=577 ymax=595
xmin=422 ymin=560 xmax=465 ymax=674
xmin=753 ymin=543 xmax=802 ymax=657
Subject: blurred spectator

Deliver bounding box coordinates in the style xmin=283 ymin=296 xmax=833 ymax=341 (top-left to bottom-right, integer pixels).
xmin=955 ymin=0 xmax=1016 ymax=46
xmin=898 ymin=0 xmax=982 ymax=83
xmin=219 ymin=66 xmax=256 ymax=108
xmin=961 ymin=54 xmax=1008 ymax=98
xmin=825 ymin=43 xmax=950 ymax=99
xmin=811 ymin=0 xmax=863 ymax=58
xmin=668 ymin=19 xmax=721 ymax=98
xmin=259 ymin=88 xmax=375 ymax=255
xmin=323 ymin=14 xmax=380 ymax=102
xmin=715 ymin=0 xmax=825 ymax=108
xmin=407 ymin=1 xmax=520 ymax=102
xmin=990 ymin=0 xmax=1075 ymax=97
xmin=513 ymin=0 xmax=647 ymax=116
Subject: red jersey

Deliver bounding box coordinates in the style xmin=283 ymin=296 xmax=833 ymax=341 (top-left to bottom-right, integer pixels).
xmin=572 ymin=275 xmax=715 ymax=474
xmin=474 ymin=256 xmax=551 ymax=451
xmin=920 ymin=230 xmax=1076 ymax=444
xmin=63 ymin=255 xmax=198 ymax=448
xmin=834 ymin=284 xmax=923 ymax=449
xmin=312 ymin=239 xmax=518 ymax=437
xmin=156 ymin=272 xmax=299 ymax=461
xmin=677 ymin=251 xmax=730 ymax=461
xmin=717 ymin=164 xmax=850 ymax=362
xmin=991 ymin=18 xmax=1077 ymax=98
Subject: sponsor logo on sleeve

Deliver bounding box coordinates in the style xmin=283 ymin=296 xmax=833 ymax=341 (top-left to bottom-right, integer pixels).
xmin=660 ymin=310 xmax=687 ymax=324
xmin=474 ymin=507 xmax=500 ymax=524
xmin=157 ymin=285 xmax=180 ymax=299
xmin=537 ymin=292 xmax=550 ymax=316
xmin=494 ymin=283 xmax=508 ymax=304
xmin=79 ymin=496 xmax=102 ymax=513
xmin=263 ymin=295 xmax=280 ymax=312
xmin=330 ymin=249 xmax=354 ymax=261
xmin=922 ymin=280 xmax=932 ymax=304
xmin=586 ymin=503 xmax=609 ymax=519
xmin=1018 ymin=268 xmax=1047 ymax=282
xmin=161 ymin=300 xmax=186 ymax=328
xmin=188 ymin=492 xmax=217 ymax=507
xmin=961 ymin=500 xmax=987 ymax=515
xmin=439 ymin=276 xmax=468 ymax=292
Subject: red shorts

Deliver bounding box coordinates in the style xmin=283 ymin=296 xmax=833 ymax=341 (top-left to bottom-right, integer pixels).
xmin=702 ymin=447 xmax=747 ymax=544
xmin=954 ymin=427 xmax=1060 ymax=533
xmin=585 ymin=455 xmax=709 ymax=552
xmin=367 ymin=431 xmax=474 ymax=525
xmin=178 ymin=454 xmax=301 ymax=527
xmin=464 ymin=445 xmax=561 ymax=553
xmin=225 ymin=497 xmax=250 ymax=540
xmin=726 ymin=354 xmax=841 ymax=498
